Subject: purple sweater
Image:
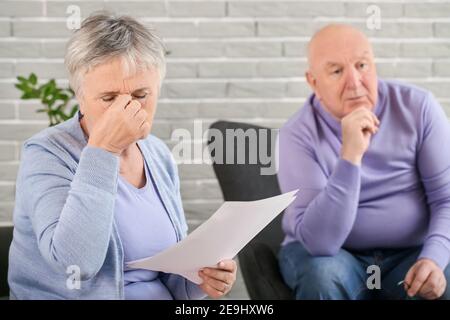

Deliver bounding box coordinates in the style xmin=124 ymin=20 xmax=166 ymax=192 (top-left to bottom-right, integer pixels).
xmin=278 ymin=79 xmax=450 ymax=270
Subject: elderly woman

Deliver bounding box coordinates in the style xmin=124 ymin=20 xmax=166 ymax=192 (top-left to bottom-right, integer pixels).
xmin=8 ymin=13 xmax=236 ymax=300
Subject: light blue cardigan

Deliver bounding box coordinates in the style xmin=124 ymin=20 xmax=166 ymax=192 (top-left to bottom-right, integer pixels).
xmin=8 ymin=114 xmax=205 ymax=300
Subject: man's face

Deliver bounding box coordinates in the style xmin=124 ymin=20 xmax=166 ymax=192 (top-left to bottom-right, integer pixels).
xmin=78 ymin=57 xmax=160 ymax=136
xmin=306 ymin=27 xmax=378 ymax=119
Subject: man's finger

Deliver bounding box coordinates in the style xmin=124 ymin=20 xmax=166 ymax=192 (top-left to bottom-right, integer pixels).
xmin=420 ymin=278 xmax=445 ymax=300
xmin=408 ymin=265 xmax=431 ymax=297
xmin=361 ymin=109 xmax=380 ymax=126
xmin=421 ymin=290 xmax=437 ymax=300
xmin=359 ymin=115 xmax=378 ymax=130
xmin=404 ymin=265 xmax=416 ymax=291
xmin=350 ymin=110 xmax=372 ymax=122
xmin=438 ymin=279 xmax=447 ymax=299
xmin=418 ymin=271 xmax=440 ymax=299
xmin=360 ymin=119 xmax=377 ymax=134
xmin=351 ymin=106 xmax=377 ymax=121
xmin=371 ymin=113 xmax=380 ymax=126
xmin=429 ymin=274 xmax=447 ymax=299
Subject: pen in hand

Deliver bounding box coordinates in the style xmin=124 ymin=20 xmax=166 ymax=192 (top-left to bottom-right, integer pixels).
xmin=398 ymin=280 xmax=415 ymax=299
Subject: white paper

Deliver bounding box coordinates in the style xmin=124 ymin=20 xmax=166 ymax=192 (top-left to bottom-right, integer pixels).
xmin=127 ymin=189 xmax=298 ymax=284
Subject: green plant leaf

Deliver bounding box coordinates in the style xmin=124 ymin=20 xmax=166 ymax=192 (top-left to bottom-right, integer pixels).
xmin=16 ymin=73 xmax=79 ymax=126
xmin=31 ymin=89 xmax=40 ymax=98
xmin=15 ymin=83 xmax=26 ymax=91
xmin=21 ymin=92 xmax=33 ymax=99
xmin=48 ymin=79 xmax=56 ymax=89
xmin=29 ymin=73 xmax=37 ymax=85
xmin=57 ymin=93 xmax=69 ymax=101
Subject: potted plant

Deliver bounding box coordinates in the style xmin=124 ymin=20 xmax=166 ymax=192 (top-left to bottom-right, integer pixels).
xmin=15 ymin=73 xmax=78 ymax=126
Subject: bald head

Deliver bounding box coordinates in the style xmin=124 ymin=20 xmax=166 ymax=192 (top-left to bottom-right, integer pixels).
xmin=305 ymin=24 xmax=378 ymax=119
xmin=307 ymin=24 xmax=374 ymax=73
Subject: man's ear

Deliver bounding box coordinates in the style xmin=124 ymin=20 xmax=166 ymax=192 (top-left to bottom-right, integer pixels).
xmin=306 ymin=71 xmax=320 ymax=99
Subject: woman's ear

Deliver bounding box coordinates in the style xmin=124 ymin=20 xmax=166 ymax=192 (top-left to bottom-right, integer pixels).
xmin=77 ymin=98 xmax=85 ymax=120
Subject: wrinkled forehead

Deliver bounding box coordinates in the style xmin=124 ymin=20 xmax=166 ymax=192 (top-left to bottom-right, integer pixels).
xmin=82 ymin=56 xmax=159 ymax=95
xmin=320 ymin=49 xmax=373 ymax=71
xmin=87 ymin=56 xmax=155 ymax=79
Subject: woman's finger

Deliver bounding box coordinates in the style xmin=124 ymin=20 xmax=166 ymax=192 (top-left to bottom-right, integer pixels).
xmin=200 ymin=280 xmax=225 ymax=299
xmin=217 ymin=259 xmax=237 ymax=272
xmin=202 ymin=267 xmax=235 ymax=284
xmin=201 ymin=272 xmax=229 ymax=293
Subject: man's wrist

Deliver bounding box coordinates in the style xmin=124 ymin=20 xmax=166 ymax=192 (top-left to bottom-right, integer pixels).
xmin=341 ymin=150 xmax=362 ymax=166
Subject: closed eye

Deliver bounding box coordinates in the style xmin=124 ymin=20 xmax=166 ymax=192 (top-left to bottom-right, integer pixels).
xmin=101 ymin=93 xmax=148 ymax=102
xmin=133 ymin=93 xmax=147 ymax=99
xmin=102 ymin=96 xmax=115 ymax=102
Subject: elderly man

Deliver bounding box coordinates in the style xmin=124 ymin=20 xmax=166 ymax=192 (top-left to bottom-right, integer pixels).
xmin=277 ymin=24 xmax=450 ymax=300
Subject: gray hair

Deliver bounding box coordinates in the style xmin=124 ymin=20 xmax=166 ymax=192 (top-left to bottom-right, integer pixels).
xmin=65 ymin=12 xmax=166 ymax=96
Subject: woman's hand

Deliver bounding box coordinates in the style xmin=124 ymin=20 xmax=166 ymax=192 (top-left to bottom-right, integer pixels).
xmin=87 ymin=94 xmax=151 ymax=155
xmin=199 ymin=260 xmax=237 ymax=298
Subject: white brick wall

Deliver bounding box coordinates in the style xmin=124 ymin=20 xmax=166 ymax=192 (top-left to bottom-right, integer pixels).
xmin=1 ymin=0 xmax=450 ymax=299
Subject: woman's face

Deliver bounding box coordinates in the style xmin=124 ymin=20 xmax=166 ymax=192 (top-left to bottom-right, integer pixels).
xmin=78 ymin=57 xmax=160 ymax=136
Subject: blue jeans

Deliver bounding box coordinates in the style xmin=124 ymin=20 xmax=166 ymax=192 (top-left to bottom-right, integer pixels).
xmin=279 ymin=241 xmax=450 ymax=300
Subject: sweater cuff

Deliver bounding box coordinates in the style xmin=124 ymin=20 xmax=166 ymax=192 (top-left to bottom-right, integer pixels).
xmin=418 ymin=240 xmax=450 ymax=270
xmin=186 ymin=280 xmax=207 ymax=300
xmin=74 ymin=146 xmax=120 ymax=194
xmin=331 ymin=158 xmax=361 ymax=189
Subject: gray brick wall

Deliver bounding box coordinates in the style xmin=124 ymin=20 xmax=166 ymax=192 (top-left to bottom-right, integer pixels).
xmin=1 ymin=0 xmax=450 ymax=300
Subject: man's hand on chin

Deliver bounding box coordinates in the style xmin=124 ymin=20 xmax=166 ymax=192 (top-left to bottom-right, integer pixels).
xmin=340 ymin=106 xmax=379 ymax=166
